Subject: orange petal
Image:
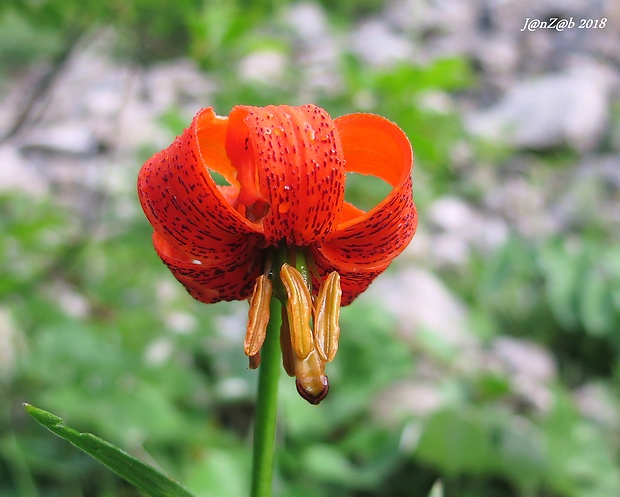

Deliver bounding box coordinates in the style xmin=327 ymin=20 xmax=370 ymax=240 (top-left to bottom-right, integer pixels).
xmin=309 ymin=256 xmax=387 ymax=306
xmin=138 ymin=108 xmax=262 ymax=263
xmin=311 ymin=113 xmax=417 ymax=305
xmin=225 ymin=104 xmax=346 ymax=246
xmin=138 ymin=108 xmax=270 ymax=302
xmin=152 ymin=232 xmax=263 ymax=303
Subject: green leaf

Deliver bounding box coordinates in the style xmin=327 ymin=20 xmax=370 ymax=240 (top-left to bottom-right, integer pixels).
xmin=23 ymin=403 xmax=196 ymax=497
xmin=538 ymin=240 xmax=581 ymax=328
xmin=415 ymin=407 xmax=494 ymax=475
xmin=415 ymin=405 xmax=546 ymax=486
xmin=579 ymin=264 xmax=614 ymax=336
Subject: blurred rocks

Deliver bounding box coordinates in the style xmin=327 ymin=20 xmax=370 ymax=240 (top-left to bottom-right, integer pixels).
xmin=20 ymin=123 xmax=99 ymax=155
xmin=239 ymin=49 xmax=288 ymax=86
xmin=485 ymin=172 xmax=563 ymax=238
xmin=350 ymin=20 xmax=415 ymax=68
xmin=574 ymin=383 xmax=619 ymax=428
xmin=427 ymin=196 xmax=509 ymax=266
xmin=285 ymin=2 xmax=343 ymax=95
xmin=465 ymin=60 xmax=614 ymax=152
xmin=0 ymin=144 xmax=47 ymax=197
xmin=364 ymin=266 xmax=475 ymax=349
xmin=491 ymin=336 xmax=556 ymax=412
xmin=47 ymin=281 xmax=91 ymax=319
xmin=285 ymin=1 xmax=329 ymax=43
xmin=373 ymin=380 xmax=446 ymax=424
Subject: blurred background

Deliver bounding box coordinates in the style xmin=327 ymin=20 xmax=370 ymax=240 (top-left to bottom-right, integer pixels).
xmin=1 ymin=0 xmax=619 ymax=496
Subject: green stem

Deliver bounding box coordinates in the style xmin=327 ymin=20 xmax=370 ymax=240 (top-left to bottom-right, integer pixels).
xmin=250 ymin=297 xmax=282 ymax=497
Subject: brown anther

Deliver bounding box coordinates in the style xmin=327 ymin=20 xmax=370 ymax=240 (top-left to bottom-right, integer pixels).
xmin=313 ymin=271 xmax=342 ymax=363
xmin=248 ymin=352 xmax=261 ymax=370
xmin=244 ymin=274 xmax=272 ymax=358
xmin=279 ymin=306 xmax=295 ymax=377
xmin=280 ymin=264 xmax=314 ymax=361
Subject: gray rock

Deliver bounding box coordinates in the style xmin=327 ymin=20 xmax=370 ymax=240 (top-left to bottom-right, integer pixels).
xmin=19 ymin=123 xmax=98 ymax=155
xmin=427 ymin=196 xmax=509 ymax=265
xmin=238 ymin=49 xmax=288 ymax=86
xmin=285 ymin=2 xmax=330 ymax=43
xmin=373 ymin=380 xmax=446 ymax=424
xmin=492 ymin=336 xmax=556 ymax=411
xmin=385 ymin=0 xmax=478 ymax=61
xmin=574 ymin=383 xmax=619 ymax=427
xmin=145 ymin=59 xmax=214 ymax=113
xmin=363 ymin=266 xmax=475 ymax=349
xmin=485 ymin=173 xmax=561 ymax=238
xmin=285 ymin=2 xmax=343 ymax=95
xmin=493 ymin=336 xmax=556 ymax=382
xmin=0 ymin=144 xmax=48 ymax=196
xmin=349 ymin=19 xmax=415 ymax=68
xmin=465 ymin=61 xmax=614 ymax=152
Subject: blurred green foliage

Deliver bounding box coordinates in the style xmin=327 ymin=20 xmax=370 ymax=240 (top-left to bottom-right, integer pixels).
xmin=1 ymin=1 xmax=620 ymax=497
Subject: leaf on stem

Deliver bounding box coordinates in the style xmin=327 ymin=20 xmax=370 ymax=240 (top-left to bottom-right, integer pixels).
xmin=23 ymin=403 xmax=196 ymax=497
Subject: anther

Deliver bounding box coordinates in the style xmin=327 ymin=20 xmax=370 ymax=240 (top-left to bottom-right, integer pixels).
xmin=313 ymin=271 xmax=341 ymax=363
xmin=280 ymin=264 xmax=314 ymax=361
xmin=244 ymin=274 xmax=273 ymax=368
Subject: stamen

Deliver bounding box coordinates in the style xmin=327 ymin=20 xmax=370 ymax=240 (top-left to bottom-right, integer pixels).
xmin=280 ymin=264 xmax=314 ymax=361
xmin=244 ymin=275 xmax=273 ymax=362
xmin=279 ymin=306 xmax=295 ymax=377
xmin=278 ymin=262 xmax=337 ymax=405
xmin=313 ymin=271 xmax=342 ymax=363
xmin=248 ymin=352 xmax=261 ymax=370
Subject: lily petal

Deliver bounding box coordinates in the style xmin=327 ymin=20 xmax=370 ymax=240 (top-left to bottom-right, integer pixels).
xmin=310 ymin=254 xmax=388 ymax=306
xmin=225 ymin=104 xmax=346 ymax=246
xmin=138 ymin=108 xmax=262 ymax=263
xmin=311 ymin=113 xmax=417 ymax=305
xmin=153 ymin=232 xmax=263 ymax=303
xmin=138 ymin=108 xmax=267 ymax=302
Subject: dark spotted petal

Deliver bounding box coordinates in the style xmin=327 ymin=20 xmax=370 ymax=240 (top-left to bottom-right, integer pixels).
xmin=137 ymin=108 xmax=264 ymax=302
xmin=153 ymin=232 xmax=262 ymax=303
xmin=311 ymin=113 xmax=417 ymax=305
xmin=225 ymin=104 xmax=346 ymax=246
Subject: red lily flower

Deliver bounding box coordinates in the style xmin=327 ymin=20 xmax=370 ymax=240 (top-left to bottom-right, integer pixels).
xmin=138 ymin=104 xmax=417 ymax=403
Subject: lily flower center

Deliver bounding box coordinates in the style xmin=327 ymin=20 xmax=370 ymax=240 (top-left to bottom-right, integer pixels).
xmin=243 ymin=248 xmax=341 ymax=405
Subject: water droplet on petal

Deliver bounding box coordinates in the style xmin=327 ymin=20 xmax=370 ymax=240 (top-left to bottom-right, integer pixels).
xmin=304 ymin=124 xmax=316 ymax=141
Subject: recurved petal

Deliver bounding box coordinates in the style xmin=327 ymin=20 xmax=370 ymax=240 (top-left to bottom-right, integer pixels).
xmin=153 ymin=232 xmax=263 ymax=303
xmin=137 ymin=107 xmax=262 ymax=263
xmin=309 ymin=252 xmax=388 ymax=306
xmin=225 ymin=104 xmax=346 ymax=246
xmin=311 ymin=113 xmax=417 ymax=304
